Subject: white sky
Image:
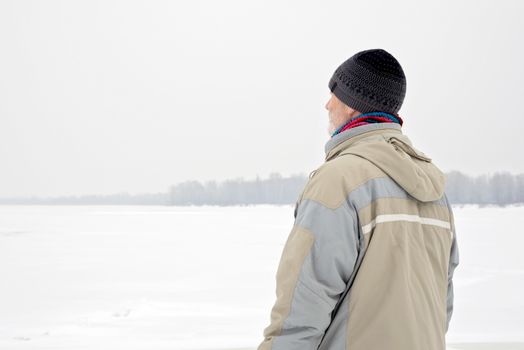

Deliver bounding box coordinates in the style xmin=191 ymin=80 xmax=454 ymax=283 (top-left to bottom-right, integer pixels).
xmin=1 ymin=0 xmax=523 ymax=197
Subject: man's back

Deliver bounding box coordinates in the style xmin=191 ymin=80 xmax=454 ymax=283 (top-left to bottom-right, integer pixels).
xmin=257 ymin=123 xmax=460 ymax=350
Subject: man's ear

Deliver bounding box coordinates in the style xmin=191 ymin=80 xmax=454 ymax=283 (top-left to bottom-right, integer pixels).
xmin=347 ymin=107 xmax=361 ymax=119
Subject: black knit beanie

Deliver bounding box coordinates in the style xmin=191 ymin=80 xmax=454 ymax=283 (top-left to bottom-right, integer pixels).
xmin=328 ymin=49 xmax=407 ymax=115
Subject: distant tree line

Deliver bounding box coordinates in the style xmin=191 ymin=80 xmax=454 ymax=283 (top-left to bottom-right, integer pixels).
xmin=168 ymin=172 xmax=308 ymax=206
xmin=445 ymin=170 xmax=524 ymax=206
xmin=1 ymin=170 xmax=523 ymax=206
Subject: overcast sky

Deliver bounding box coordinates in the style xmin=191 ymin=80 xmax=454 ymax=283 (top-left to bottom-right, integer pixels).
xmin=1 ymin=0 xmax=523 ymax=197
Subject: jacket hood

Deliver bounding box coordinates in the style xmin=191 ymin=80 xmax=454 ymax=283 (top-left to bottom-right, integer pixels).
xmin=325 ymin=124 xmax=446 ymax=202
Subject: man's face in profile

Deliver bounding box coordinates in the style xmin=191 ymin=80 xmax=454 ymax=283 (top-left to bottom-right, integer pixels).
xmin=325 ymin=92 xmax=350 ymax=136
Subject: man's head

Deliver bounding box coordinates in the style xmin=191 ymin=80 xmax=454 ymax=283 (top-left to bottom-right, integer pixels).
xmin=326 ymin=48 xmax=406 ymax=135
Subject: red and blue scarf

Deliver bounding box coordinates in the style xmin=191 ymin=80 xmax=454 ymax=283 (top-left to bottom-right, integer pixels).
xmin=331 ymin=112 xmax=403 ymax=138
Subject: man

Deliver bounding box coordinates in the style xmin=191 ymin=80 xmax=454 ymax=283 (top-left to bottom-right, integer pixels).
xmin=256 ymin=48 xmax=460 ymax=350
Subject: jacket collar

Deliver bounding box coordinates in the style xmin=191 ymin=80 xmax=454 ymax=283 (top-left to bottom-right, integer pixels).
xmin=324 ymin=122 xmax=402 ymax=161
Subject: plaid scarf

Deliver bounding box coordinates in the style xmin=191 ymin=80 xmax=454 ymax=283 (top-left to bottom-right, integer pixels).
xmin=331 ymin=112 xmax=403 ymax=138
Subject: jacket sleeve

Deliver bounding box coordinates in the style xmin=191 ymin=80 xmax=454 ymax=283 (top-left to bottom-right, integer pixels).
xmin=257 ymin=182 xmax=361 ymax=350
xmin=445 ymin=194 xmax=460 ymax=333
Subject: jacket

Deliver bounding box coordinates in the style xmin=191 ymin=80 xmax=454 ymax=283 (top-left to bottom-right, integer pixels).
xmin=256 ymin=122 xmax=460 ymax=350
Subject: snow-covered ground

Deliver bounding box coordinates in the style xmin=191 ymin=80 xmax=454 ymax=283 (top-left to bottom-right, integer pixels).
xmin=0 ymin=204 xmax=523 ymax=349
